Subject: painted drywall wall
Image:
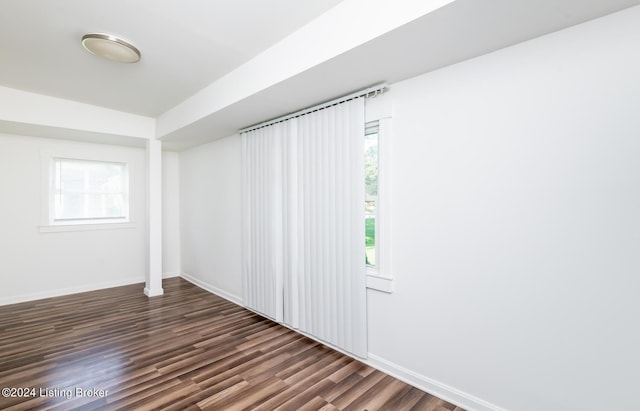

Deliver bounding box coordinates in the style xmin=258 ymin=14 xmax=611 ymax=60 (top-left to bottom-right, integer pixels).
xmin=179 ymin=135 xmax=243 ymax=303
xmin=367 ymin=5 xmax=640 ymax=411
xmin=0 ymin=133 xmax=147 ymax=304
xmin=170 ymin=5 xmax=639 ymax=411
xmin=162 ymin=151 xmax=181 ymax=277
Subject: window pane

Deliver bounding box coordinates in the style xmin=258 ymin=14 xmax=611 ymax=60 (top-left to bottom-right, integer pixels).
xmin=53 ymin=158 xmax=127 ymax=221
xmin=365 ymin=132 xmax=378 ymax=196
xmin=58 ymin=163 xmax=84 ymax=192
xmin=365 ymin=200 xmax=376 ymax=266
xmin=55 ymin=193 xmax=83 ymax=219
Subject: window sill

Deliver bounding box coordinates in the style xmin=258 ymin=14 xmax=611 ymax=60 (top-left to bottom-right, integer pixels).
xmin=366 ymin=272 xmax=394 ymax=293
xmin=39 ymin=222 xmax=137 ymax=233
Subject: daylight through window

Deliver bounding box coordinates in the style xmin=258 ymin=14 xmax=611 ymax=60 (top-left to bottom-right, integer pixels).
xmin=365 ymin=121 xmax=379 ymax=267
xmin=52 ymin=158 xmax=129 ymax=223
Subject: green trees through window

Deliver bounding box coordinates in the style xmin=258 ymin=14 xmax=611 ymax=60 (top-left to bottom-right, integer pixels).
xmin=365 ymin=122 xmax=379 ymax=267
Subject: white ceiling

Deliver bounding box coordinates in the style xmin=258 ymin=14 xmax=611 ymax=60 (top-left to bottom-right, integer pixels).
xmin=2 ymin=0 xmax=640 ymax=150
xmin=0 ymin=0 xmax=343 ymax=116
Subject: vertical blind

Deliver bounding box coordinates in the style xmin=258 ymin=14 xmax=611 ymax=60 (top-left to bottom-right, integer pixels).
xmin=242 ymin=98 xmax=367 ymax=357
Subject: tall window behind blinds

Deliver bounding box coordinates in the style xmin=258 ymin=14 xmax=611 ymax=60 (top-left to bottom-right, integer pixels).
xmin=365 ymin=121 xmax=379 ymax=268
xmin=52 ymin=158 xmax=129 ymax=222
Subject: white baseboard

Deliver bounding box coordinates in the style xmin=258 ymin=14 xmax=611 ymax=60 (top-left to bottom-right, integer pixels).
xmin=0 ymin=277 xmax=145 ymax=307
xmin=275 ymin=324 xmax=503 ymax=411
xmin=366 ymin=354 xmax=507 ymax=411
xmin=175 ymin=273 xmax=503 ymax=411
xmin=143 ymin=287 xmax=164 ymax=297
xmin=180 ymin=272 xmax=243 ymax=306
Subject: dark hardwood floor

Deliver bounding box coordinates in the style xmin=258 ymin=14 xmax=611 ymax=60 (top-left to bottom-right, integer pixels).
xmin=0 ymin=278 xmax=464 ymax=410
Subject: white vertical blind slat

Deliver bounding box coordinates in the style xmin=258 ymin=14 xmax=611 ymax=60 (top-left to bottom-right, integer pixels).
xmin=242 ymin=124 xmax=288 ymax=321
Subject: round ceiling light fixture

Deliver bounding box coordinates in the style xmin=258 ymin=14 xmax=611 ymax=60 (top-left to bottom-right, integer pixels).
xmin=81 ymin=33 xmax=141 ymax=63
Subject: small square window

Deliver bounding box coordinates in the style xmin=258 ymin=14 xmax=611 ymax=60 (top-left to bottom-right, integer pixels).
xmin=51 ymin=158 xmax=129 ymax=224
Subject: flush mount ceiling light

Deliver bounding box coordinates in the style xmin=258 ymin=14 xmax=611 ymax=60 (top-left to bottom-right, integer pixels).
xmin=81 ymin=33 xmax=141 ymax=63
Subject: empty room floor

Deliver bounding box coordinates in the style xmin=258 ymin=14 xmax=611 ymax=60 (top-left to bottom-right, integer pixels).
xmin=0 ymin=278 xmax=463 ymax=410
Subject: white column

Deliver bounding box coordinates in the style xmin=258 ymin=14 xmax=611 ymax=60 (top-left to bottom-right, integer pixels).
xmin=145 ymin=137 xmax=164 ymax=297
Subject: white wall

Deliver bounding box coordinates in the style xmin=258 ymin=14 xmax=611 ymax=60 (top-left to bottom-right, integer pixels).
xmin=0 ymin=134 xmax=147 ymax=304
xmin=179 ymin=135 xmax=243 ymax=303
xmin=368 ymin=6 xmax=640 ymax=411
xmin=162 ymin=151 xmax=181 ymax=277
xmin=173 ymin=5 xmax=640 ymax=411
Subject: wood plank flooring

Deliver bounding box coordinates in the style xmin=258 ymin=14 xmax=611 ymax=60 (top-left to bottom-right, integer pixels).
xmin=0 ymin=278 xmax=464 ymax=411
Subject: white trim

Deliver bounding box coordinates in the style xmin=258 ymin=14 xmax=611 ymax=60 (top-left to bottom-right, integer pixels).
xmin=366 ymin=273 xmax=394 ymax=293
xmin=143 ymin=287 xmax=164 ymax=297
xmin=39 ymin=148 xmax=139 ymax=230
xmin=364 ymin=116 xmax=393 ymax=292
xmin=281 ymin=315 xmax=502 ymax=411
xmin=377 ymin=117 xmax=392 ymax=280
xmin=179 ymin=276 xmax=504 ymax=411
xmin=365 ymin=120 xmax=380 ymax=276
xmin=0 ymin=278 xmax=144 ymax=307
xmin=366 ymin=354 xmax=508 ymax=411
xmin=39 ymin=221 xmax=136 ymax=233
xmin=180 ymin=272 xmax=244 ymax=306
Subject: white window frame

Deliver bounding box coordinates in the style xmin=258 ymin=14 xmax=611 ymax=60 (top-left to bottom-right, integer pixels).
xmin=365 ymin=117 xmax=393 ymax=293
xmin=40 ymin=151 xmax=137 ymax=233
